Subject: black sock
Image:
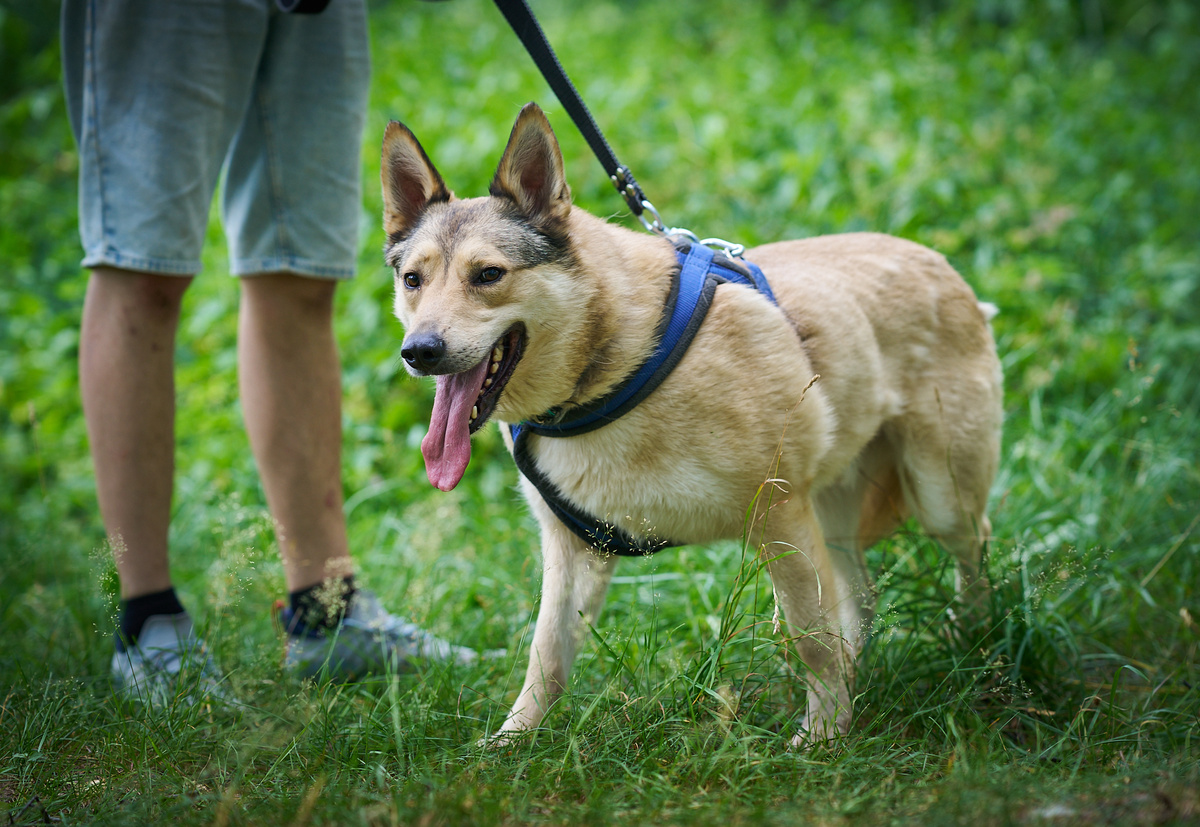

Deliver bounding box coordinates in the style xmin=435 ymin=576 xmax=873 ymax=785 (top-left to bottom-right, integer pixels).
xmin=115 ymin=587 xmax=187 ymax=651
xmin=288 ymin=576 xmax=356 ymax=634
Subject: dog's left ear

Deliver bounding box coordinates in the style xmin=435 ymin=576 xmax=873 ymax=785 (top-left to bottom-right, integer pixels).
xmin=490 ymin=103 xmax=571 ymax=228
xmin=381 ymin=120 xmax=451 ymax=240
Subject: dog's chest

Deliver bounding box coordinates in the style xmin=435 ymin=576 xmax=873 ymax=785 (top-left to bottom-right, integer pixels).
xmin=517 ymin=392 xmax=795 ymax=546
xmin=509 ymin=276 xmax=830 ymax=549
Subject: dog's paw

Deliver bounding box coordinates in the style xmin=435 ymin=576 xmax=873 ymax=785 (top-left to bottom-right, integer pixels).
xmin=789 ymin=724 xmax=844 ymax=751
xmin=477 ymin=727 xmax=532 ymax=750
xmin=790 ymin=703 xmax=851 ymax=750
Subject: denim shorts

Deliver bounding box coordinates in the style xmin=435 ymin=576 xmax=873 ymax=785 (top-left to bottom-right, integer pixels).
xmin=61 ymin=0 xmax=370 ymax=279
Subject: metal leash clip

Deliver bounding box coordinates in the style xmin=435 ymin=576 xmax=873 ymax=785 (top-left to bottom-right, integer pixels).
xmin=634 ymin=199 xmax=747 ymax=260
xmin=610 ymin=168 xmax=745 ymax=259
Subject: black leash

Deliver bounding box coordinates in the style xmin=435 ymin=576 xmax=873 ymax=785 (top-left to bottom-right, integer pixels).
xmin=491 ymin=0 xmax=654 ymax=226
xmin=491 ymin=0 xmax=750 ymax=258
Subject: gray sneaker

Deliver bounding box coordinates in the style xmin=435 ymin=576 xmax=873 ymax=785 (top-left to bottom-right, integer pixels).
xmin=281 ymin=589 xmax=496 ymax=680
xmin=110 ymin=613 xmax=231 ymax=707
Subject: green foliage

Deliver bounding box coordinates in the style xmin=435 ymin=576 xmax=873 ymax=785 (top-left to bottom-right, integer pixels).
xmin=2 ymin=0 xmax=1198 ymax=823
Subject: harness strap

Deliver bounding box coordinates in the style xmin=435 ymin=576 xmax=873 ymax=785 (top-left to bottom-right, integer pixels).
xmin=509 ymin=242 xmax=777 ymax=556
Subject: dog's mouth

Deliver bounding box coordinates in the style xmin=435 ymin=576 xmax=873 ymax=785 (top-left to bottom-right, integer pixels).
xmin=469 ymin=324 xmax=525 ymax=434
xmin=421 ymin=324 xmax=525 ymax=491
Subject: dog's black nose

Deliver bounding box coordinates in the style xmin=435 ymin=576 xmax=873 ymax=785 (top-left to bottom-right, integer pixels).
xmin=401 ymin=334 xmax=446 ymax=373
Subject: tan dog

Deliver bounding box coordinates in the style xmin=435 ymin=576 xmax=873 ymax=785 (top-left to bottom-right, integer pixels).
xmin=381 ymin=103 xmax=1002 ymax=745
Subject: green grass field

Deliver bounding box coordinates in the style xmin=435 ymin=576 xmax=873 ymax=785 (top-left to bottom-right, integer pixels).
xmin=2 ymin=0 xmax=1198 ymax=823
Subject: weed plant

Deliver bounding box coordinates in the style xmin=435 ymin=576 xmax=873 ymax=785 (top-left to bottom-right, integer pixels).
xmin=2 ymin=0 xmax=1197 ymax=824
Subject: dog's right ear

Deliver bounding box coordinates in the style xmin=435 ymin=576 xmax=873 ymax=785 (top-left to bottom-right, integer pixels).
xmin=381 ymin=121 xmax=451 ymax=240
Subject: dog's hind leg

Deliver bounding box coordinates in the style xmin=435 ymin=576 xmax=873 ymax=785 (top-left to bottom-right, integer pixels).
xmin=495 ymin=515 xmax=616 ymax=739
xmin=759 ymin=489 xmax=864 ymax=746
xmin=890 ymin=383 xmax=1000 ymax=613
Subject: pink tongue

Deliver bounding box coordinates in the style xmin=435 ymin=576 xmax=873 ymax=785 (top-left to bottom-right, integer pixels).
xmin=421 ymin=357 xmax=491 ymax=491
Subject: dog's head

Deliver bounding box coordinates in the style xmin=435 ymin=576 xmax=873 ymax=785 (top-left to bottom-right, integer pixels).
xmin=382 ymin=103 xmax=588 ymax=490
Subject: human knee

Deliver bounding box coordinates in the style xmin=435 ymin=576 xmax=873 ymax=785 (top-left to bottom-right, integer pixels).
xmin=242 ymin=272 xmax=337 ymax=323
xmin=90 ymin=267 xmax=191 ymax=321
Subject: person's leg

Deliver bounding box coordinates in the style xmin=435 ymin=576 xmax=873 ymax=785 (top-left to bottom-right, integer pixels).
xmin=80 ymin=267 xmax=229 ymax=704
xmin=63 ymin=0 xmax=266 ymax=696
xmin=80 ymin=267 xmax=192 ymax=600
xmin=224 ymin=3 xmax=366 ymax=618
xmin=222 ymin=2 xmax=487 ymax=674
xmin=237 ymin=271 xmax=490 ymax=676
xmin=237 ymin=272 xmax=351 ymax=593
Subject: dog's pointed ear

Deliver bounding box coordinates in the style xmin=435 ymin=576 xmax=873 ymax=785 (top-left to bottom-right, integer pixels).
xmin=381 ymin=120 xmax=451 ymax=240
xmin=490 ymin=103 xmax=571 ymax=228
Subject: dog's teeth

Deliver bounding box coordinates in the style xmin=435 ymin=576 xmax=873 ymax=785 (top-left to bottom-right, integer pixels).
xmin=471 ymin=405 xmax=478 ymax=421
xmin=484 ymin=377 xmax=493 ymax=388
xmin=492 ymin=346 xmax=503 ymax=363
xmin=489 ymin=361 xmax=499 ymax=375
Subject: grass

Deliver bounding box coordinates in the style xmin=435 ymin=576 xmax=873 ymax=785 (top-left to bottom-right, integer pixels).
xmin=2 ymin=0 xmax=1199 ymax=823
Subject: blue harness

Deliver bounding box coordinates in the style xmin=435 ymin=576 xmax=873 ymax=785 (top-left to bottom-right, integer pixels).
xmin=508 ymin=242 xmax=778 ymax=556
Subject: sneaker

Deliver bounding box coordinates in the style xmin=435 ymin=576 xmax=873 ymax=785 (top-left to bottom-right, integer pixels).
xmin=110 ymin=613 xmax=231 ymax=707
xmin=280 ymin=589 xmax=498 ymax=680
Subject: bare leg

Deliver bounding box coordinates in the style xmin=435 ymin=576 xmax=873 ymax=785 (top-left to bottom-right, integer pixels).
xmin=237 ymin=272 xmax=351 ymax=592
xmin=80 ymin=267 xmax=192 ymax=599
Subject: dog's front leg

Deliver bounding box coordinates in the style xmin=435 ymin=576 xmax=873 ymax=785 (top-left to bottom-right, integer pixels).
xmin=495 ymin=514 xmax=616 ymax=739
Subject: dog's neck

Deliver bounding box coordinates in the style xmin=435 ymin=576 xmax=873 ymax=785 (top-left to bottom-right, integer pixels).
xmin=558 ymin=209 xmax=677 ymax=412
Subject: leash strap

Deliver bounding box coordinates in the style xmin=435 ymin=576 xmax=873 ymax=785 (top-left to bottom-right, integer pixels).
xmin=509 ymin=243 xmax=777 ymax=556
xmin=491 ymin=0 xmax=649 ymax=220
xmin=274 ymin=0 xmax=330 ymax=12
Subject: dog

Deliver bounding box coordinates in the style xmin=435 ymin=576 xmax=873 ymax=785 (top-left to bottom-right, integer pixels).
xmin=380 ymin=103 xmax=1002 ymax=745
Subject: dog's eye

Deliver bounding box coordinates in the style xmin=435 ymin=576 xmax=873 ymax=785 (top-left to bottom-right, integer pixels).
xmin=477 ymin=266 xmax=506 ymax=285
xmin=401 ymin=271 xmax=421 ymax=290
